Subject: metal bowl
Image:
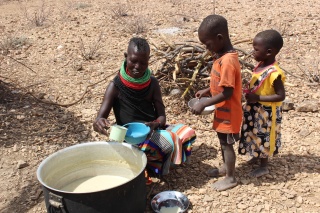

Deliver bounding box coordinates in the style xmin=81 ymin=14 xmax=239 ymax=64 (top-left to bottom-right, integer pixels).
xmin=188 ymin=97 xmax=215 ymax=115
xmin=151 ymin=191 xmax=189 ymax=213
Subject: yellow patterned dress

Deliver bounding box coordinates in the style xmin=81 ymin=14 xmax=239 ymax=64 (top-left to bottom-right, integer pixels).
xmin=239 ymin=62 xmax=286 ymax=158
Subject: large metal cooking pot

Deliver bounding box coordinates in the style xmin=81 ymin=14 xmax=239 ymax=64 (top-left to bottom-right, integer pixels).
xmin=37 ymin=142 xmax=147 ymax=213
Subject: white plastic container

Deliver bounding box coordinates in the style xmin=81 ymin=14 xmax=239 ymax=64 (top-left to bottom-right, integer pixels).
xmin=109 ymin=125 xmax=128 ymax=142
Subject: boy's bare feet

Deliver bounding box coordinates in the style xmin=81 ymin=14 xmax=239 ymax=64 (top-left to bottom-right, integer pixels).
xmin=249 ymin=167 xmax=269 ymax=177
xmin=206 ymin=164 xmax=226 ymax=177
xmin=212 ymin=177 xmax=237 ymax=191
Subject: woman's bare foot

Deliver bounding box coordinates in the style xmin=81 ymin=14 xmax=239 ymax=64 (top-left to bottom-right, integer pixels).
xmin=212 ymin=176 xmax=237 ymax=191
xmin=206 ymin=164 xmax=226 ymax=178
xmin=249 ymin=167 xmax=269 ymax=177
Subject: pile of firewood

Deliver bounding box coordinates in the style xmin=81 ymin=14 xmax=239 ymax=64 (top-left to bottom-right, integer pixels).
xmin=149 ymin=36 xmax=255 ymax=99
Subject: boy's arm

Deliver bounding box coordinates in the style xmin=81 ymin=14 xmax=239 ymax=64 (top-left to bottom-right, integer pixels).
xmin=195 ymin=87 xmax=211 ymax=98
xmin=202 ymin=87 xmax=233 ymax=106
xmin=191 ymin=87 xmax=233 ymax=114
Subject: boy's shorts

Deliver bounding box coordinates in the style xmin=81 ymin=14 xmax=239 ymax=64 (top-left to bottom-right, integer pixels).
xmin=217 ymin=132 xmax=240 ymax=145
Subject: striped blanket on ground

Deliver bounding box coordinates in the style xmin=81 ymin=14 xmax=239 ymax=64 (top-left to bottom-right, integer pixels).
xmin=138 ymin=124 xmax=196 ymax=175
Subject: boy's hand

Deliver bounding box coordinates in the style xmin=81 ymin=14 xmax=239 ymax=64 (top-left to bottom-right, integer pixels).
xmin=245 ymin=93 xmax=260 ymax=103
xmin=93 ymin=118 xmax=110 ymax=135
xmin=191 ymin=102 xmax=206 ymax=115
xmin=195 ymin=88 xmax=210 ymax=98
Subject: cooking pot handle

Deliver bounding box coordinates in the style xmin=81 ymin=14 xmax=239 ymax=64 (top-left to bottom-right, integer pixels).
xmin=48 ymin=192 xmax=68 ymax=213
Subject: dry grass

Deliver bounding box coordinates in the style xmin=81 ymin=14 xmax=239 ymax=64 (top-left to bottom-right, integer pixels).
xmin=0 ymin=0 xmax=17 ymax=6
xmin=168 ymin=0 xmax=182 ymax=5
xmin=109 ymin=3 xmax=146 ymax=35
xmin=298 ymin=60 xmax=320 ymax=83
xmin=20 ymin=0 xmax=52 ymax=27
xmin=59 ymin=0 xmax=74 ymax=21
xmin=111 ymin=3 xmax=129 ymax=18
xmin=0 ymin=35 xmax=28 ymax=55
xmin=79 ymin=32 xmax=104 ymax=60
xmin=58 ymin=1 xmax=92 ymax=21
xmin=125 ymin=16 xmax=147 ymax=34
xmin=74 ymin=2 xmax=92 ymax=10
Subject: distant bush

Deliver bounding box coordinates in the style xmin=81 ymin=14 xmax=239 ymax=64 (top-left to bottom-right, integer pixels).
xmin=79 ymin=33 xmax=104 ymax=60
xmin=111 ymin=4 xmax=128 ymax=19
xmin=125 ymin=17 xmax=147 ymax=34
xmin=20 ymin=0 xmax=52 ymax=27
xmin=74 ymin=2 xmax=92 ymax=10
xmin=0 ymin=35 xmax=28 ymax=55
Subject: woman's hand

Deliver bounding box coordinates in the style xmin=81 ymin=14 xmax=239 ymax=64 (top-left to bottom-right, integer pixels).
xmin=93 ymin=118 xmax=110 ymax=135
xmin=144 ymin=121 xmax=161 ymax=139
xmin=145 ymin=121 xmax=160 ymax=131
xmin=245 ymin=93 xmax=260 ymax=103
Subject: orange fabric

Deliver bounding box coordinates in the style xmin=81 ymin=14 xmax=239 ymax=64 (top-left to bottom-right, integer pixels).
xmin=210 ymin=52 xmax=242 ymax=134
xmin=145 ymin=170 xmax=152 ymax=185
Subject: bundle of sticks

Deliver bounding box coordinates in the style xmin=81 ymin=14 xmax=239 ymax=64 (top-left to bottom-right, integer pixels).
xmin=149 ymin=36 xmax=255 ymax=99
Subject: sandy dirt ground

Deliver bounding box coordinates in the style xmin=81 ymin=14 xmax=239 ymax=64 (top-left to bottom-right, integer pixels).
xmin=0 ymin=0 xmax=320 ymax=212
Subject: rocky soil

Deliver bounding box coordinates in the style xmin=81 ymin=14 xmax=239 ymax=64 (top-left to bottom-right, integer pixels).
xmin=0 ymin=0 xmax=319 ymax=212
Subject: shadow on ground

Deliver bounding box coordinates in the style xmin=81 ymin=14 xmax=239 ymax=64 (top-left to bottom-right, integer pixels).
xmin=236 ymin=153 xmax=320 ymax=185
xmin=144 ymin=143 xmax=320 ymax=212
xmin=145 ymin=142 xmax=219 ymax=212
xmin=0 ymin=81 xmax=94 ymax=213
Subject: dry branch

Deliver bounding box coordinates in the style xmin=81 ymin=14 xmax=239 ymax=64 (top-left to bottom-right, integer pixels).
xmin=150 ymin=38 xmax=299 ymax=99
xmin=5 ymin=55 xmax=37 ymax=74
xmin=181 ymin=62 xmax=202 ymax=98
xmin=233 ymin=38 xmax=252 ymax=45
xmin=150 ymin=39 xmax=256 ymax=99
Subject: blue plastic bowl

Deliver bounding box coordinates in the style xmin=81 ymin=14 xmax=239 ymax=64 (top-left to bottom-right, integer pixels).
xmin=123 ymin=122 xmax=150 ymax=145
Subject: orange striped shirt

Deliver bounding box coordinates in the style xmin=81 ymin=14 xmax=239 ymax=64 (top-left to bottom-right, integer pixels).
xmin=210 ymin=52 xmax=242 ymax=133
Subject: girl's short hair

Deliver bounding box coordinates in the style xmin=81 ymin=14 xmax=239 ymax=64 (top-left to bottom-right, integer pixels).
xmin=255 ymin=30 xmax=283 ymax=52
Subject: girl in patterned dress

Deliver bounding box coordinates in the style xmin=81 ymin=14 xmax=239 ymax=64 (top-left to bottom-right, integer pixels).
xmin=239 ymin=30 xmax=286 ymax=177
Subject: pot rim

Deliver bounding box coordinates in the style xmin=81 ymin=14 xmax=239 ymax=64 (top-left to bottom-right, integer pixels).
xmin=36 ymin=141 xmax=147 ymax=194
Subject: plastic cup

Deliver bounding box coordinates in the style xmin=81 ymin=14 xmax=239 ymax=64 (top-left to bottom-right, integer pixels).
xmin=109 ymin=125 xmax=128 ymax=142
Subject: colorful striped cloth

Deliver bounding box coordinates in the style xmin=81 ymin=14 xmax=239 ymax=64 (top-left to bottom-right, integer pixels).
xmin=138 ymin=124 xmax=196 ymax=175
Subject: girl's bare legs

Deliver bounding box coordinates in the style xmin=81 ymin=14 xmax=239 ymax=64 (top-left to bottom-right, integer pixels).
xmin=247 ymin=156 xmax=259 ymax=164
xmin=249 ymin=157 xmax=269 ymax=177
